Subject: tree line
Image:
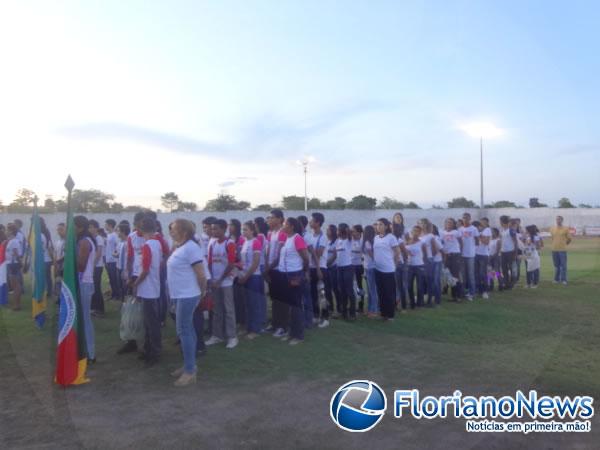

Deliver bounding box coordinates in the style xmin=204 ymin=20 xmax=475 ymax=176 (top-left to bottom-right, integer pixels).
xmin=0 ymin=188 xmax=595 ymax=214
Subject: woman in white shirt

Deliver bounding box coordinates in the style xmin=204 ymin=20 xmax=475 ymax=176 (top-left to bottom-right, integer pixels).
xmin=74 ymin=216 xmax=97 ymax=364
xmin=5 ymin=223 xmax=22 ymax=310
xmin=39 ymin=217 xmax=55 ymax=298
xmin=326 ymin=225 xmax=341 ymax=318
xmin=238 ymin=221 xmax=265 ymax=339
xmin=88 ymin=220 xmax=105 ymax=317
xmin=442 ymin=218 xmax=464 ymax=302
xmin=406 ymin=226 xmax=427 ymax=308
xmin=418 ymin=218 xmax=439 ymax=307
xmin=335 ymin=223 xmax=357 ymax=320
xmin=431 ymin=225 xmax=444 ymax=305
xmin=362 ymin=225 xmax=379 ymax=318
xmin=167 ymin=219 xmax=208 ymax=386
xmin=392 ymin=223 xmax=408 ymax=312
xmin=351 ymin=225 xmax=365 ymax=313
xmin=374 ymin=218 xmax=402 ymax=320
xmin=278 ymin=217 xmax=309 ymax=345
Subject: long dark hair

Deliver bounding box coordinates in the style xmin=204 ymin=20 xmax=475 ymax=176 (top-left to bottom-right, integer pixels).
xmin=362 ymin=225 xmax=375 ymax=251
xmin=39 ymin=217 xmax=52 ymax=248
xmin=327 ymin=224 xmax=338 ymax=245
xmin=73 ymin=215 xmax=96 ymax=248
xmin=338 ymin=223 xmax=350 ymax=240
xmin=229 ymin=219 xmax=242 ymax=242
xmin=254 ymin=216 xmax=269 ymax=236
xmin=286 ymin=217 xmax=303 ymax=235
xmin=393 ymin=212 xmax=405 ymax=236
xmin=378 ymin=218 xmax=392 ymax=236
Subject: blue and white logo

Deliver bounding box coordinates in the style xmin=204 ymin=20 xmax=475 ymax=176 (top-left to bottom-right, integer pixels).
xmin=330 ymin=380 xmax=387 ymax=432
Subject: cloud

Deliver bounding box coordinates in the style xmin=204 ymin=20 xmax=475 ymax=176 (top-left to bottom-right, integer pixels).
xmin=58 ymin=100 xmax=394 ymax=162
xmin=218 ymin=176 xmax=257 ymax=188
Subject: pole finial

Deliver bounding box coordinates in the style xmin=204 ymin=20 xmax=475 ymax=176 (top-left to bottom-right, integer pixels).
xmin=64 ymin=175 xmax=75 ymax=193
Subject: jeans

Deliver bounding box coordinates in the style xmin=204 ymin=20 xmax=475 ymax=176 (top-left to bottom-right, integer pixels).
xmin=193 ymin=305 xmax=205 ymax=352
xmin=234 ymin=282 xmax=246 ymax=326
xmin=141 ymin=298 xmax=161 ymax=360
xmin=337 ymin=265 xmax=356 ymax=319
xmin=310 ymin=268 xmax=329 ymax=320
xmin=501 ymin=251 xmax=517 ymax=289
xmin=445 ymin=253 xmax=463 ymax=300
xmin=365 ymin=267 xmax=379 ymax=313
xmin=375 ymin=270 xmax=396 ymax=318
xmin=462 ymin=257 xmax=476 ymax=297
xmin=105 ymin=262 xmax=120 ymax=299
xmin=407 ymin=265 xmax=425 ymax=308
xmin=212 ymin=285 xmax=236 ymax=340
xmin=269 ymin=270 xmax=288 ymax=330
xmin=527 ymin=269 xmax=540 ymax=286
xmin=552 ymin=251 xmax=568 ymax=282
xmin=354 ymin=265 xmax=365 ymax=312
xmin=395 ymin=263 xmax=408 ymax=309
xmin=283 ymin=270 xmax=305 ymax=340
xmin=244 ymin=275 xmax=266 ymax=333
xmin=424 ymin=258 xmax=434 ymax=305
xmin=489 ymin=255 xmax=501 ymax=291
xmin=175 ymin=296 xmax=200 ymax=374
xmin=475 ymin=255 xmax=489 ymax=295
xmin=80 ymin=282 xmax=95 ymax=359
xmin=302 ymin=275 xmax=313 ymax=328
xmin=327 ymin=266 xmax=341 ymax=314
xmin=91 ymin=266 xmax=104 ymax=313
xmin=432 ymin=261 xmax=442 ymax=304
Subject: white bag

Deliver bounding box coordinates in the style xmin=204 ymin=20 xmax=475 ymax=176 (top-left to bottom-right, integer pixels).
xmin=119 ymin=295 xmax=144 ymax=342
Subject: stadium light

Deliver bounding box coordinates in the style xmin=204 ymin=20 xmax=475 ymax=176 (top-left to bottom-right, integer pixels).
xmin=295 ymin=156 xmax=316 ymax=211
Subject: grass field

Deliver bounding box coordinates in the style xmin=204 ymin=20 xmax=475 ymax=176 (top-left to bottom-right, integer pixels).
xmin=1 ymin=238 xmax=599 ymax=449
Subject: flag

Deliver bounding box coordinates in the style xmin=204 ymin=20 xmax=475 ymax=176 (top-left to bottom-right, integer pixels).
xmin=55 ymin=194 xmax=89 ymax=386
xmin=30 ymin=206 xmax=47 ymax=328
xmin=0 ymin=241 xmax=7 ymax=307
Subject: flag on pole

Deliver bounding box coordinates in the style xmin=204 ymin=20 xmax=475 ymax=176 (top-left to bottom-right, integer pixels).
xmin=55 ymin=175 xmax=89 ymax=386
xmin=0 ymin=239 xmax=7 ymax=307
xmin=30 ymin=202 xmax=47 ymax=328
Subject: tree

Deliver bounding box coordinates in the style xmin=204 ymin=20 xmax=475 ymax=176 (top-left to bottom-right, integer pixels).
xmin=558 ymin=197 xmax=576 ymax=208
xmin=307 ymin=198 xmax=322 ymax=209
xmin=378 ymin=197 xmax=404 ymax=209
xmin=71 ymin=189 xmax=115 ymax=212
xmin=123 ymin=204 xmax=148 ymax=212
xmin=55 ymin=199 xmax=68 ymax=212
xmin=282 ymin=195 xmax=306 ymax=210
xmin=204 ymin=194 xmax=250 ymax=211
xmin=177 ymin=201 xmax=198 ymax=212
xmin=44 ymin=196 xmax=56 ymax=211
xmin=405 ymin=201 xmax=421 ymax=209
xmin=447 ymin=197 xmax=477 ymax=209
xmin=11 ymin=188 xmax=36 ymax=207
xmin=322 ymin=197 xmax=347 ymax=210
xmin=431 ymin=205 xmax=444 ymax=209
xmin=529 ymin=197 xmax=547 ymax=208
xmin=578 ymin=203 xmax=592 ymax=208
xmin=110 ymin=202 xmax=124 ymax=213
xmin=161 ymin=192 xmax=180 ymax=212
xmin=347 ymin=195 xmax=377 ymax=210
xmin=253 ymin=204 xmax=273 ymax=211
xmin=489 ymin=200 xmax=517 ymax=208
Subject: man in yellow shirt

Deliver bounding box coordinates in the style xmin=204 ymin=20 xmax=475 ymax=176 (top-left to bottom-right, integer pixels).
xmin=549 ymin=216 xmax=572 ymax=285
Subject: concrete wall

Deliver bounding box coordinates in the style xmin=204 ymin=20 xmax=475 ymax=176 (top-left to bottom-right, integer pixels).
xmin=2 ymin=208 xmax=600 ymax=242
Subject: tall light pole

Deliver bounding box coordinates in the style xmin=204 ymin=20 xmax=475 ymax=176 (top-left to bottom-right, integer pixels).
xmin=296 ymin=156 xmax=315 ymax=211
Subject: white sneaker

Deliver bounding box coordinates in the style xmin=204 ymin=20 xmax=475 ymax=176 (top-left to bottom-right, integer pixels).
xmin=226 ymin=337 xmax=238 ymax=349
xmin=312 ymin=318 xmax=320 ymax=325
xmin=280 ymin=334 xmax=290 ymax=342
xmin=562 ymin=281 xmax=568 ymax=285
xmin=205 ymin=336 xmax=224 ymax=346
xmin=318 ymin=319 xmax=330 ymax=328
xmin=531 ymin=285 xmax=538 ymax=289
xmin=272 ymin=328 xmax=286 ymax=338
xmin=482 ymin=292 xmax=489 ymax=299
xmin=289 ymin=338 xmax=303 ymax=346
xmin=466 ymin=295 xmax=473 ymax=302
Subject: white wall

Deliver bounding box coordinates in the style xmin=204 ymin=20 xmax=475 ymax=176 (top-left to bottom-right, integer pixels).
xmin=3 ymin=208 xmax=600 ymax=242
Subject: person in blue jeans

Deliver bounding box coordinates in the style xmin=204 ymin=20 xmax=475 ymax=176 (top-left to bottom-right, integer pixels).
xmin=167 ymin=219 xmax=209 ymax=387
xmin=459 ymin=212 xmax=480 ymax=301
xmin=362 ymin=225 xmax=379 ymax=316
xmin=406 ymin=226 xmax=426 ymax=308
xmin=431 ymin=226 xmax=443 ymax=305
xmin=238 ymin=221 xmax=266 ymax=339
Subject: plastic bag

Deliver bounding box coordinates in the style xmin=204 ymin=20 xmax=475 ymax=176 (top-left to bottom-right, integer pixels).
xmin=119 ymin=295 xmax=144 ymax=342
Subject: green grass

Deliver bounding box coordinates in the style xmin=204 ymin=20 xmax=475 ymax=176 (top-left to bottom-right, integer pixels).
xmin=2 ymin=238 xmax=600 ymax=397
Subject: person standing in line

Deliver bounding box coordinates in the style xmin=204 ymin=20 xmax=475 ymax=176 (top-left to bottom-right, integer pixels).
xmin=431 ymin=225 xmax=443 ymax=306
xmin=39 ymin=217 xmax=55 ymax=298
xmin=104 ymin=219 xmax=120 ymax=300
xmin=265 ymin=209 xmax=288 ymax=337
xmin=278 ymin=217 xmax=309 ymax=345
xmin=351 ymin=225 xmax=365 ymax=313
xmin=296 ymin=215 xmax=314 ymax=328
xmin=498 ymin=215 xmax=518 ymax=290
xmin=406 ymin=225 xmax=427 ymax=308
xmin=167 ymin=219 xmax=208 ymax=387
xmin=132 ymin=217 xmax=163 ymax=367
xmin=305 ymin=213 xmax=329 ymax=328
xmin=459 ymin=212 xmax=480 ymax=301
xmin=13 ymin=219 xmax=26 ymax=292
xmin=362 ymin=225 xmax=379 ymax=317
xmin=488 ymin=228 xmax=501 ymax=292
xmin=88 ymin=220 xmax=105 ymax=317
xmin=550 ymin=216 xmax=572 ymax=285
xmin=54 ymin=223 xmax=66 ymax=298
xmin=5 ymin=223 xmax=23 ymax=311
xmin=237 ymin=221 xmax=265 ymax=340
xmin=116 ymin=222 xmax=130 ymax=301
xmin=373 ymin=218 xmax=402 ymax=320
xmin=523 ymin=225 xmax=542 ymax=288
xmin=441 ymin=218 xmax=463 ymax=301
xmin=206 ymin=219 xmax=238 ymax=349
xmin=474 ymin=218 xmax=492 ymax=299
xmin=326 ymin=224 xmax=341 ymax=318
xmin=418 ymin=219 xmax=439 ymax=307
xmin=335 ymin=223 xmax=357 ymax=320
xmin=74 ymin=216 xmax=97 ymax=364
xmin=392 ymin=223 xmax=408 ymax=312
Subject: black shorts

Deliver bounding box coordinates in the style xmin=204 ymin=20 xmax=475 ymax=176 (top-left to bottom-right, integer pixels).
xmin=7 ymin=263 xmax=21 ymax=277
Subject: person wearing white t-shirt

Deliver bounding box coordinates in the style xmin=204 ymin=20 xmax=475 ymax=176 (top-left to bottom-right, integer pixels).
xmin=116 ymin=222 xmax=130 ymax=301
xmin=335 ymin=223 xmax=357 ymax=320
xmin=374 ymin=218 xmax=402 ymax=320
xmin=431 ymin=225 xmax=444 ymax=305
xmin=362 ymin=225 xmax=379 ymax=318
xmin=406 ymin=226 xmax=427 ymax=308
xmin=488 ymin=228 xmax=501 ymax=291
xmin=238 ymin=221 xmax=266 ymax=339
xmin=392 ymin=223 xmax=409 ymax=312
xmin=306 ymin=213 xmax=330 ymax=327
xmin=326 ymin=225 xmax=341 ymax=317
xmin=167 ymin=219 xmax=208 ymax=387
xmin=441 ymin=218 xmax=464 ymax=301
xmin=104 ymin=219 xmax=120 ymax=300
xmin=132 ymin=218 xmax=163 ymax=366
xmin=418 ymin=218 xmax=440 ymax=307
xmin=459 ymin=212 xmax=480 ymax=301
xmin=474 ymin=219 xmax=492 ymax=299
xmin=5 ymin=223 xmax=23 ymax=310
xmin=351 ymin=225 xmax=365 ymax=313
xmin=88 ymin=220 xmax=106 ymax=316
xmin=265 ymin=209 xmax=288 ymax=337
xmin=39 ymin=217 xmax=55 ymax=298
xmin=499 ymin=215 xmax=518 ymax=290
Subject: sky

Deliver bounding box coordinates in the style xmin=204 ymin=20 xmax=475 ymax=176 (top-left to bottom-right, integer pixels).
xmin=1 ymin=0 xmax=599 ymax=210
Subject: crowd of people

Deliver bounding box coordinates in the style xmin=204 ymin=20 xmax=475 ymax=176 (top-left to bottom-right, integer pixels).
xmin=0 ymin=211 xmax=573 ymax=387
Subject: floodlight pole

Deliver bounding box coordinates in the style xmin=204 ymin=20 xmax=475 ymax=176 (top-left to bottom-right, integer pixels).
xmin=480 ymin=137 xmax=484 ymax=210
xmin=303 ymin=162 xmax=308 ymax=211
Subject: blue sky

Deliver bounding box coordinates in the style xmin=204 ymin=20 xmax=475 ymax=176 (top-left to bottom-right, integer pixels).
xmin=0 ymin=0 xmax=598 ymax=208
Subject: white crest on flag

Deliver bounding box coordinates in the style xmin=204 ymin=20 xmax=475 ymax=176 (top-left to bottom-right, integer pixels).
xmin=58 ymin=284 xmax=76 ymax=345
